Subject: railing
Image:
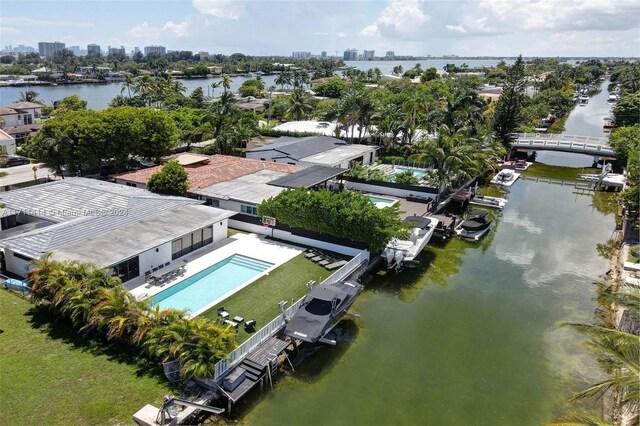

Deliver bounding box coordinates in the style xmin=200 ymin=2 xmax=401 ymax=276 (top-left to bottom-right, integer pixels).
xmin=510 ymin=133 xmax=615 ymax=156
xmin=212 ymin=251 xmax=368 ymax=380
xmin=512 ymin=133 xmax=609 ymax=145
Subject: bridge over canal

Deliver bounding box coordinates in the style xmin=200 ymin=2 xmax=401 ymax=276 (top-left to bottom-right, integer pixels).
xmin=512 ymin=133 xmax=615 ymax=158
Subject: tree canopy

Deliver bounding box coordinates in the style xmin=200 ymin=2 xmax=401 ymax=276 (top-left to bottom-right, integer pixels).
xmin=258 ymin=188 xmax=407 ymax=252
xmin=26 ymin=106 xmax=178 ymax=175
xmin=147 ymin=160 xmax=190 ymax=196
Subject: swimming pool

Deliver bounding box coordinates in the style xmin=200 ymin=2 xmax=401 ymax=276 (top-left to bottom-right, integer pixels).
xmin=366 ymin=194 xmax=398 ymax=208
xmin=393 ymin=167 xmax=427 ymax=179
xmin=150 ymin=254 xmax=273 ymax=315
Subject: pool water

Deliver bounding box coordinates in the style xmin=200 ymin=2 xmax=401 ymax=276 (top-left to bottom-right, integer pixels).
xmin=365 ymin=195 xmax=397 ymax=207
xmin=394 ymin=167 xmax=427 ymax=179
xmin=150 ymin=254 xmax=273 ymax=314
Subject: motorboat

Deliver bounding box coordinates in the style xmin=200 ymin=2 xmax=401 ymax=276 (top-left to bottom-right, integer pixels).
xmin=603 ymin=118 xmax=616 ymax=129
xmin=579 ymin=95 xmax=589 ymax=105
xmin=607 ymin=94 xmax=619 ymax=103
xmin=490 ymin=169 xmax=520 ymax=187
xmin=382 ymin=216 xmax=438 ymax=271
xmin=455 ymin=210 xmax=492 ymax=241
xmin=470 ymin=194 xmax=508 ymax=211
xmin=284 ymin=280 xmax=363 ymax=344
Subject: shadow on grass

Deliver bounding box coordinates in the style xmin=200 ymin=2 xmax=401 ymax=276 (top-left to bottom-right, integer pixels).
xmin=24 ymin=304 xmax=180 ymax=391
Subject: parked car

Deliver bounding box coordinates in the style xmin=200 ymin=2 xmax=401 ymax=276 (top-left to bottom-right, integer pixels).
xmin=0 ymin=155 xmax=31 ymax=168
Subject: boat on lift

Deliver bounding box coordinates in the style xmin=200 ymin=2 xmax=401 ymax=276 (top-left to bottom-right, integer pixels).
xmin=455 ymin=210 xmax=492 ymax=241
xmin=490 ymin=169 xmax=520 ymax=187
xmin=284 ymin=280 xmax=363 ymax=344
xmin=382 ymin=216 xmax=438 ymax=271
xmin=470 ymin=194 xmax=508 ymax=210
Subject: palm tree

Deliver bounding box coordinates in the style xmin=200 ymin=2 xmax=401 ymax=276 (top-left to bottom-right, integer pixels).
xmin=120 ymin=74 xmax=135 ymax=98
xmin=373 ymin=67 xmax=382 ymax=82
xmin=18 ymin=90 xmax=41 ymax=103
xmin=221 ymin=74 xmax=233 ymax=93
xmin=276 ymin=69 xmax=291 ymax=90
xmin=409 ymin=125 xmax=489 ymax=192
xmin=285 ymin=89 xmax=314 ymax=121
xmin=88 ymin=285 xmax=150 ymax=341
xmin=393 ymin=65 xmax=403 ymax=76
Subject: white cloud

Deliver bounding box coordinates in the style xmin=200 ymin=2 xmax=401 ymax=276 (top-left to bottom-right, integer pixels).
xmin=457 ymin=0 xmax=640 ymax=34
xmin=192 ymin=0 xmax=245 ymax=20
xmin=163 ymin=20 xmax=192 ymax=38
xmin=125 ymin=21 xmax=163 ymax=45
xmin=0 ymin=27 xmax=20 ymax=35
xmin=359 ymin=0 xmax=430 ymax=38
xmin=445 ymin=24 xmax=466 ymax=33
xmin=2 ymin=17 xmax=94 ymax=28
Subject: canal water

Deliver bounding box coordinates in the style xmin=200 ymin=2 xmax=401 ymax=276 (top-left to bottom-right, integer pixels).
xmin=239 ymin=176 xmax=613 ymax=425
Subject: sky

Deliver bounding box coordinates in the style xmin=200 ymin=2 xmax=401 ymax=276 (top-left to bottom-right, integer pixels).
xmin=1 ymin=0 xmax=639 ymax=57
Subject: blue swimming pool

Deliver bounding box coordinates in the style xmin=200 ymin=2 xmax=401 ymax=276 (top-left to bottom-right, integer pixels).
xmin=150 ymin=254 xmax=273 ymax=314
xmin=366 ymin=194 xmax=398 ymax=208
xmin=394 ymin=167 xmax=427 ymax=179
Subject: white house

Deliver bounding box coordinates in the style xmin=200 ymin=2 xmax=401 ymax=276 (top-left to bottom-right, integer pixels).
xmin=0 ymin=178 xmax=234 ymax=282
xmin=0 ymin=129 xmax=16 ymax=155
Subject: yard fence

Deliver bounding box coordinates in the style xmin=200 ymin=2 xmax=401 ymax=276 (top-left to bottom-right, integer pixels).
xmin=213 ymin=251 xmax=368 ymax=381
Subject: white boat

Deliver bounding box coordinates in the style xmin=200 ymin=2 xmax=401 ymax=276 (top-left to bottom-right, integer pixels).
xmin=382 ymin=216 xmax=438 ymax=271
xmin=490 ymin=169 xmax=520 ymax=187
xmin=455 ymin=210 xmax=492 ymax=241
xmin=607 ymin=94 xmax=618 ymax=103
xmin=470 ymin=194 xmax=508 ymax=211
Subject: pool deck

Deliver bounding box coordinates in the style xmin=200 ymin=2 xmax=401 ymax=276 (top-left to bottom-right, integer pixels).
xmin=128 ymin=234 xmax=304 ymax=314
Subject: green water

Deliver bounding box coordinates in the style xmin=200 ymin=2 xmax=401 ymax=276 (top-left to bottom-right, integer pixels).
xmin=239 ymin=178 xmax=614 ymax=425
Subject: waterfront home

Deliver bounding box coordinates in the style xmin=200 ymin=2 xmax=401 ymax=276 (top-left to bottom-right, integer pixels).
xmin=0 ymin=129 xmax=16 ymax=156
xmin=0 ymin=101 xmax=44 ymax=144
xmin=246 ymin=135 xmax=378 ymax=168
xmin=0 ymin=178 xmax=234 ymax=282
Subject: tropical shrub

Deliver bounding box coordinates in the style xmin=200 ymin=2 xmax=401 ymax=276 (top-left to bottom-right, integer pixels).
xmin=147 ymin=160 xmax=190 ymax=197
xmin=27 ymin=256 xmax=236 ymax=379
xmin=258 ymin=188 xmax=407 ymax=252
xmin=394 ymin=170 xmax=420 ymax=185
xmin=345 ymin=163 xmax=388 ymax=182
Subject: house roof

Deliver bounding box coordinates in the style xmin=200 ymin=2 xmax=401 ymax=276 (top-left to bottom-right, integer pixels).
xmin=0 ymin=129 xmax=14 ymax=142
xmin=3 ymin=102 xmax=44 ymax=110
xmin=246 ymin=135 xmax=352 ymax=161
xmin=115 ymin=154 xmax=303 ymax=191
xmin=194 ymin=169 xmax=289 ymax=204
xmin=268 ymin=165 xmax=347 ymax=188
xmin=299 ymin=144 xmax=378 ymax=166
xmin=4 ymin=124 xmax=42 ymax=135
xmin=51 ymin=205 xmax=235 ymax=267
xmin=0 ymin=178 xmax=203 ymax=259
xmin=0 ymin=107 xmax=20 ymax=116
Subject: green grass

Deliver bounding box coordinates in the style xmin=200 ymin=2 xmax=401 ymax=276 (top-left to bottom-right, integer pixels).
xmin=546 ymin=115 xmax=568 ymax=134
xmin=0 ymin=290 xmax=174 ymax=425
xmin=523 ymin=163 xmax=600 ymax=181
xmin=227 ymin=228 xmax=248 ymax=237
xmin=201 ymin=252 xmax=334 ymax=343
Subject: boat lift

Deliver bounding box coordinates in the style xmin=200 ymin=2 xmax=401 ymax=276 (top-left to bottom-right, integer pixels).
xmin=156 ymin=395 xmax=224 ymax=426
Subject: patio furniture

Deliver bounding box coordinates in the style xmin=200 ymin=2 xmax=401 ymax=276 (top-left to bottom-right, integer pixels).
xmin=305 ymin=251 xmax=318 ymax=259
xmin=217 ymin=307 xmax=229 ymax=320
xmin=325 ymin=260 xmax=347 ymax=270
xmin=244 ymin=319 xmax=257 ymax=330
xmin=233 ymin=315 xmax=244 ymax=323
xmin=224 ymin=319 xmax=239 ymax=329
xmin=311 ymin=255 xmax=324 ymax=262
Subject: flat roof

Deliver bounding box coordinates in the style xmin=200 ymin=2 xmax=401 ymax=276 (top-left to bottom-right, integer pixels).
xmin=194 ymin=170 xmax=288 ymax=204
xmin=299 ymin=144 xmax=377 ymax=166
xmin=268 ymin=165 xmax=347 ymax=188
xmin=52 ymin=205 xmax=235 ymax=266
xmin=115 ymin=154 xmax=303 ymax=190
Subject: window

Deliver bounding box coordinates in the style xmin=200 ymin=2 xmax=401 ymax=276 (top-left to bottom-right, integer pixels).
xmin=13 ymin=251 xmax=32 ymax=262
xmin=204 ymin=198 xmax=220 ymax=207
xmin=241 ymin=204 xmax=258 ymax=216
xmin=125 ymin=182 xmax=137 ymax=187
xmin=203 ymin=226 xmax=213 ymax=245
xmin=171 ymin=225 xmax=216 ymax=260
xmin=112 ymin=256 xmax=140 ymax=283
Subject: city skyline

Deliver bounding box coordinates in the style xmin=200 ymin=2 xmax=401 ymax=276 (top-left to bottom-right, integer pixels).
xmin=2 ymin=0 xmax=639 ymax=57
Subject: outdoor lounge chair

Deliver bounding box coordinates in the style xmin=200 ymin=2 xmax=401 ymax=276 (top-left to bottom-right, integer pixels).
xmin=325 ymin=260 xmax=347 ymax=270
xmin=217 ymin=307 xmax=229 ymax=320
xmin=224 ymin=319 xmax=239 ymax=329
xmin=305 ymin=250 xmax=318 ymax=258
xmin=244 ymin=319 xmax=257 ymax=331
xmin=311 ymin=255 xmax=324 ymax=262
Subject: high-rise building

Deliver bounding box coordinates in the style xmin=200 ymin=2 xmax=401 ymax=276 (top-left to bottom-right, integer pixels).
xmin=292 ymin=51 xmax=311 ymax=59
xmin=38 ymin=41 xmax=65 ymax=57
xmin=68 ymin=45 xmax=82 ymax=56
xmin=144 ymin=45 xmax=166 ymax=55
xmin=343 ymin=48 xmax=357 ymax=61
xmin=321 ymin=51 xmax=327 ymax=58
xmin=384 ymin=50 xmax=395 ymax=60
xmin=87 ymin=44 xmax=101 ymax=55
xmin=198 ymin=51 xmax=210 ymax=60
xmin=363 ymin=50 xmax=375 ymax=60
xmin=108 ymin=45 xmax=126 ymax=56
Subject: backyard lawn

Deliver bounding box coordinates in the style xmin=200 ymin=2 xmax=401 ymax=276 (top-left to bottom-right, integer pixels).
xmin=0 ymin=290 xmax=174 ymax=425
xmin=201 ymin=252 xmax=334 ymax=343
